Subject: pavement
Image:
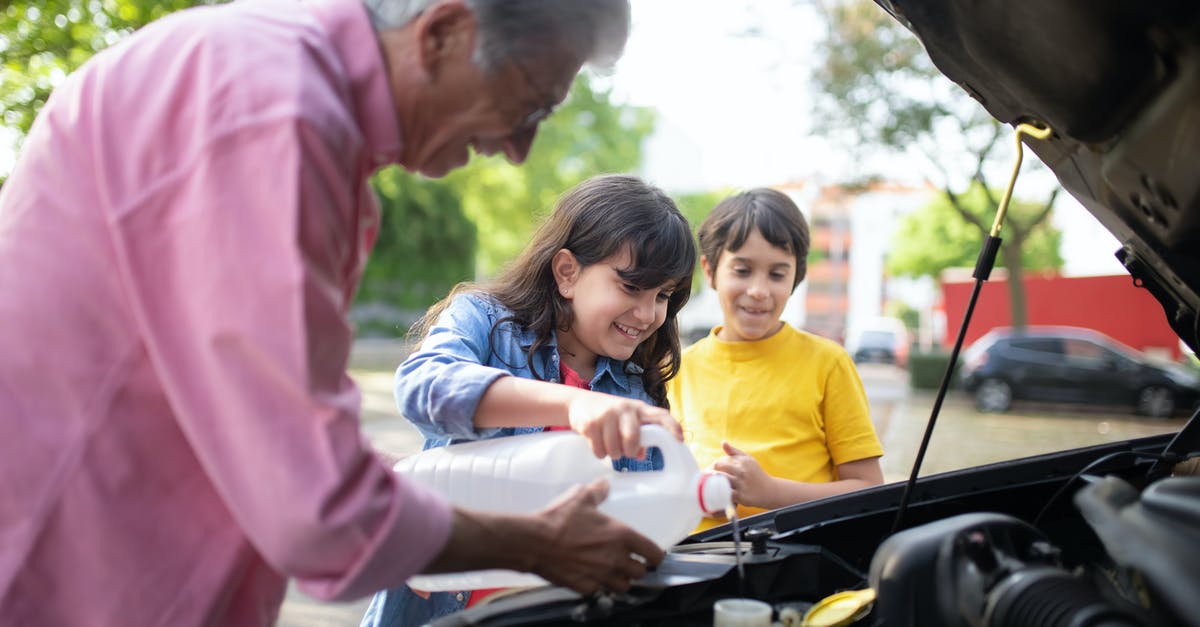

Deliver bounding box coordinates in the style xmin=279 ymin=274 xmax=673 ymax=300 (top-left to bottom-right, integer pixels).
xmin=275 ymin=344 xmax=1187 ymax=626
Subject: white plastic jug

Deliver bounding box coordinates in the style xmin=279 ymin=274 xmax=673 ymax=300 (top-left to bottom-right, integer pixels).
xmin=398 ymin=425 xmax=732 ymax=591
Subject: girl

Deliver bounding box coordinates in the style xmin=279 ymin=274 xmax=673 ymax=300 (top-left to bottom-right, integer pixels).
xmin=362 ymin=174 xmax=697 ymax=625
xmin=667 ymin=188 xmax=883 ymax=531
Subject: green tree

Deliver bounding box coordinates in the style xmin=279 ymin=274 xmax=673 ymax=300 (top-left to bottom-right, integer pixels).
xmin=442 ymin=73 xmax=655 ymax=275
xmin=673 ymin=189 xmax=732 ymax=236
xmin=812 ymin=0 xmax=1063 ymax=328
xmin=672 ymin=188 xmax=733 ymax=291
xmin=1 ymin=1 xmax=221 ymax=153
xmin=888 ymin=182 xmax=1063 ymax=285
xmin=358 ymin=170 xmax=476 ymax=316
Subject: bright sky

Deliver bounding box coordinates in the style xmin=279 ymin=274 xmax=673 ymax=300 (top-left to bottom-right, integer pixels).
xmin=604 ymin=0 xmax=1123 ymax=276
xmin=605 ymin=0 xmax=833 ymax=192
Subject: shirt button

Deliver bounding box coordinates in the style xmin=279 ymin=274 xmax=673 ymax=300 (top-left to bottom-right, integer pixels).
xmin=456 ymin=593 xmax=465 ymax=602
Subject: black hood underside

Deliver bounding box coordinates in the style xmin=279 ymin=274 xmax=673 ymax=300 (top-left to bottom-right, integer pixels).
xmin=875 ymin=0 xmax=1200 ymax=351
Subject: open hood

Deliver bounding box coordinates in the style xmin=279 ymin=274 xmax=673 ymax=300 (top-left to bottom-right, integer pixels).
xmin=874 ymin=0 xmax=1200 ymax=352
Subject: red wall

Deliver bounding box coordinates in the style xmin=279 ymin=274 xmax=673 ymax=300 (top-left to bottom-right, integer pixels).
xmin=941 ymin=273 xmax=1184 ymax=359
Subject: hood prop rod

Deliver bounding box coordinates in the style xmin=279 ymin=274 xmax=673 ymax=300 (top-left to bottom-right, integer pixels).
xmin=889 ymin=121 xmax=1053 ymax=535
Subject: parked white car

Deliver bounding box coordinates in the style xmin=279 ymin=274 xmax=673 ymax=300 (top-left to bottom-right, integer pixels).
xmin=845 ymin=316 xmax=911 ymax=368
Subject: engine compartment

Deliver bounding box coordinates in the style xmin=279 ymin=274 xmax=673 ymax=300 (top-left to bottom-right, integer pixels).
xmin=428 ymin=431 xmax=1198 ymax=626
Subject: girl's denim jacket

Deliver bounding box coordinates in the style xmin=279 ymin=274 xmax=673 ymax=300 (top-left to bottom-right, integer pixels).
xmin=362 ymin=293 xmax=664 ymax=627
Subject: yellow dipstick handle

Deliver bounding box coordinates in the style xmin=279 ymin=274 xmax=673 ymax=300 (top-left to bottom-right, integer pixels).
xmin=990 ymin=122 xmax=1054 ymax=237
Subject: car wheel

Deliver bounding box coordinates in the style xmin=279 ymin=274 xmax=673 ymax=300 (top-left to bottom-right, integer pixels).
xmin=975 ymin=378 xmax=1012 ymax=413
xmin=1136 ymin=386 xmax=1175 ymax=418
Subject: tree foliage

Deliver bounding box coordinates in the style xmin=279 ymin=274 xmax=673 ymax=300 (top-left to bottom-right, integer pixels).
xmin=673 ymin=189 xmax=733 ymax=237
xmin=888 ymin=183 xmax=1063 ymax=280
xmin=672 ymin=188 xmax=734 ymax=291
xmin=812 ymin=0 xmax=1064 ymax=328
xmin=812 ymin=0 xmax=959 ymax=156
xmin=441 ymin=73 xmax=655 ymax=275
xmin=1 ymin=1 xmax=223 ymax=146
xmin=359 ymin=170 xmax=476 ymax=311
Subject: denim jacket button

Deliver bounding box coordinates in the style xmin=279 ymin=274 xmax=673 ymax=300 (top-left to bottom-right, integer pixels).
xmin=456 ymin=592 xmax=465 ymax=602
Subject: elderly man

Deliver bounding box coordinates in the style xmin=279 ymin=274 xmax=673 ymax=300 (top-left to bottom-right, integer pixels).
xmin=0 ymin=0 xmax=663 ymax=625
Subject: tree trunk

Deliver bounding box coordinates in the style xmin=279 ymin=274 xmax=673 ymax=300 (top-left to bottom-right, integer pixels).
xmin=1001 ymin=237 xmax=1028 ymax=329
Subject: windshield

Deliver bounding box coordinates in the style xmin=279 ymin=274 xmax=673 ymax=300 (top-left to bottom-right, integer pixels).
xmin=859 ymin=330 xmax=896 ymax=348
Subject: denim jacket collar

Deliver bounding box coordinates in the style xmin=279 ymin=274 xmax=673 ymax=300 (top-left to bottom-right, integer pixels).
xmin=516 ymin=328 xmax=638 ymax=394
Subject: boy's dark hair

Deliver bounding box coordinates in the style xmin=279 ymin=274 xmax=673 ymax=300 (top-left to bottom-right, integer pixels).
xmin=697 ymin=188 xmax=810 ymax=291
xmin=411 ymin=174 xmax=696 ymax=408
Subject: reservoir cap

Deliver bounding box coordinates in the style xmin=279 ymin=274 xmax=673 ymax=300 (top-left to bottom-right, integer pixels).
xmin=697 ymin=471 xmax=732 ymax=514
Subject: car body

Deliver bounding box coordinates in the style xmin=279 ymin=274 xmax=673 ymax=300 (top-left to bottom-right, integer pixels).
xmin=959 ymin=326 xmax=1200 ymax=417
xmin=846 ymin=317 xmax=911 ymax=368
xmin=429 ymin=2 xmax=1200 ymax=626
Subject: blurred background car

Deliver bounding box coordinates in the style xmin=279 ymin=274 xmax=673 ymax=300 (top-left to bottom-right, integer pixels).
xmin=958 ymin=326 xmax=1200 ymax=417
xmin=845 ymin=316 xmax=911 ymax=368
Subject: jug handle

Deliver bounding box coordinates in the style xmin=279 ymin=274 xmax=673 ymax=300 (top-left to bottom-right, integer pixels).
xmin=613 ymin=424 xmax=698 ymax=484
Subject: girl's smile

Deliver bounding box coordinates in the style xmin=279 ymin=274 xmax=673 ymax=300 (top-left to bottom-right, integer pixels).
xmin=613 ymin=322 xmax=646 ymax=340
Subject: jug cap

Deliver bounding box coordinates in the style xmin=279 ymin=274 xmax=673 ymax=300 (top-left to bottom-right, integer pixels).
xmin=697 ymin=471 xmax=733 ymax=514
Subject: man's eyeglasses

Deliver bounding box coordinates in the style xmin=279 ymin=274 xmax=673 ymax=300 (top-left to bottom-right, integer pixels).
xmin=511 ymin=59 xmax=558 ymax=135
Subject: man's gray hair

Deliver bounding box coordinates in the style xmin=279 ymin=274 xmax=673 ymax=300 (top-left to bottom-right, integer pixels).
xmin=362 ymin=0 xmax=631 ymax=72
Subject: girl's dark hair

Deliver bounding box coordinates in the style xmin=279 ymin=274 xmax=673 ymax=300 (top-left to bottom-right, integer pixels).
xmin=411 ymin=174 xmax=696 ymax=407
xmin=697 ymin=188 xmax=810 ymax=290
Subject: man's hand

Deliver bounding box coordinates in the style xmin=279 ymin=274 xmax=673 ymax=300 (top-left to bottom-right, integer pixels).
xmin=526 ymin=479 xmax=664 ymax=594
xmin=567 ymin=391 xmax=683 ymax=460
xmin=422 ymin=479 xmax=664 ymax=596
xmin=711 ymin=441 xmax=777 ymax=509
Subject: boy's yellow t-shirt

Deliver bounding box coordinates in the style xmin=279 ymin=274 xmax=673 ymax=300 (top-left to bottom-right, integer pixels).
xmin=667 ymin=323 xmax=883 ymax=531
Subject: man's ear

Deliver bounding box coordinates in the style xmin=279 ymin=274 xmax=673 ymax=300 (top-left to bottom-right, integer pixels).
xmin=552 ymin=249 xmax=580 ymax=298
xmin=415 ymin=0 xmax=477 ymax=78
xmin=700 ymin=255 xmax=717 ymax=290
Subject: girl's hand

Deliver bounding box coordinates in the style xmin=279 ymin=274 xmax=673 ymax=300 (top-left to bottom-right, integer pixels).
xmin=711 ymin=442 xmax=777 ymax=509
xmin=567 ymin=391 xmax=683 ymax=459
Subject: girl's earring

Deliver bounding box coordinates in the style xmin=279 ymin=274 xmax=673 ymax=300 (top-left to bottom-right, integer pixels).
xmin=552 ymin=249 xmax=579 ymax=299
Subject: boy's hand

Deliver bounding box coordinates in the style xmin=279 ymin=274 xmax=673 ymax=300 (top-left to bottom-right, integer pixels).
xmin=567 ymin=391 xmax=683 ymax=460
xmin=711 ymin=442 xmax=777 ymax=509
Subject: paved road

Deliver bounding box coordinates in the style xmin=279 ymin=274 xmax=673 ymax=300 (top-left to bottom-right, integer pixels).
xmin=275 ymin=356 xmax=1186 ymax=626
xmin=854 ymin=362 xmax=1185 ymax=481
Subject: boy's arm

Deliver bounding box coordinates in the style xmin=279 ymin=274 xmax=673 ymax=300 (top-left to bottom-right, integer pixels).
xmin=713 ymin=443 xmax=883 ymax=510
xmin=761 ymin=456 xmax=884 ymax=509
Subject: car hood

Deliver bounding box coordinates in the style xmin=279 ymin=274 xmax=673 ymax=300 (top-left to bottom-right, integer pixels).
xmin=873 ymin=0 xmax=1200 ymax=353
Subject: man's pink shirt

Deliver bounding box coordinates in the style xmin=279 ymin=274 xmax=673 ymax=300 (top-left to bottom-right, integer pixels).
xmin=0 ymin=0 xmax=452 ymax=624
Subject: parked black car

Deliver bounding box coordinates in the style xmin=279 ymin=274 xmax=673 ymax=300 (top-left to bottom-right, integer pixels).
xmin=430 ymin=2 xmax=1200 ymax=626
xmin=959 ymin=326 xmax=1200 ymax=417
